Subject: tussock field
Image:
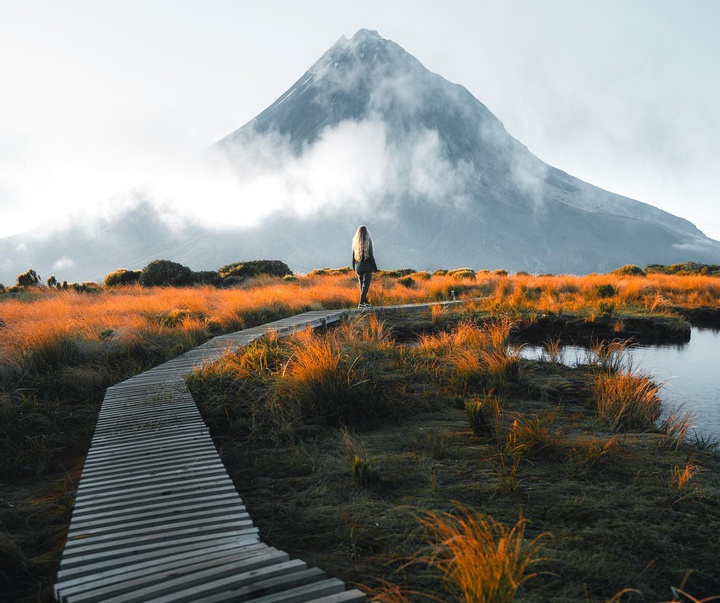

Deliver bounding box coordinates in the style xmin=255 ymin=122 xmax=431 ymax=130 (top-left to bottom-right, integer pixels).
xmin=1 ymin=267 xmax=720 ymax=602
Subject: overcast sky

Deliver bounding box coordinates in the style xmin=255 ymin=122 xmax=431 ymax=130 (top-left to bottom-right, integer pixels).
xmin=1 ymin=0 xmax=719 ymax=240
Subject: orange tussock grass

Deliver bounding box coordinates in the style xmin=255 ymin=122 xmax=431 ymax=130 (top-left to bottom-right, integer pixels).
xmin=472 ymin=272 xmax=720 ymax=315
xmin=2 ymin=270 xmax=717 ymax=382
xmin=593 ymin=369 xmax=663 ymax=432
xmin=413 ymin=506 xmax=550 ymax=603
xmin=670 ymin=460 xmax=702 ymax=493
xmin=0 ymin=273 xmax=458 ymax=364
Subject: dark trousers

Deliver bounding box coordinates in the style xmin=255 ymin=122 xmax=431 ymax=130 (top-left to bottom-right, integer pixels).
xmin=357 ymin=271 xmax=372 ymax=305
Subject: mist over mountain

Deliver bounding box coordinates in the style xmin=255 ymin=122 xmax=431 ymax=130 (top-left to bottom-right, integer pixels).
xmin=3 ymin=28 xmax=720 ymax=285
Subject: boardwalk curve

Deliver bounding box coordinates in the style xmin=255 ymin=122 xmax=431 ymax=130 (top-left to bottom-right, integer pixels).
xmin=55 ymin=303 xmax=456 ymax=602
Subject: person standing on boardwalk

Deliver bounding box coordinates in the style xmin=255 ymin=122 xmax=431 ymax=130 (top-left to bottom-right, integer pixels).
xmin=352 ymin=225 xmax=378 ymax=308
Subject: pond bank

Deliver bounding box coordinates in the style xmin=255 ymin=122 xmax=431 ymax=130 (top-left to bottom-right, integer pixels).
xmin=513 ymin=312 xmax=691 ymax=345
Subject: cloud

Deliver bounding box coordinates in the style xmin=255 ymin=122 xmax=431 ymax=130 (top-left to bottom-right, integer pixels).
xmin=52 ymin=257 xmax=76 ymax=271
xmin=141 ymin=115 xmax=481 ymax=231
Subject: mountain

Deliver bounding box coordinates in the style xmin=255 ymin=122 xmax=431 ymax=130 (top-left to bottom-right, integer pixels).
xmin=2 ymin=28 xmax=720 ymax=285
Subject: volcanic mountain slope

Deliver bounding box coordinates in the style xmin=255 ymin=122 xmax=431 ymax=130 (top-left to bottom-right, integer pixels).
xmin=2 ymin=29 xmax=719 ymax=284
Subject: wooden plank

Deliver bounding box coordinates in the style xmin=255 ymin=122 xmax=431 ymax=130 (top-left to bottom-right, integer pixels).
xmin=191 ymin=567 xmax=327 ymax=603
xmin=56 ymin=537 xmax=266 ymax=582
xmin=56 ymin=542 xmax=269 ymax=594
xmin=54 ymin=308 xmax=389 ymax=602
xmin=68 ymin=495 xmax=244 ymax=530
xmin=62 ymin=550 xmax=299 ymax=603
xmin=67 ymin=508 xmax=251 ymax=538
xmin=70 ymin=483 xmax=239 ymax=516
xmin=61 ymin=522 xmax=258 ymax=557
xmin=306 ymin=591 xmax=369 ymax=603
xmin=58 ymin=528 xmax=260 ymax=570
xmin=221 ymin=578 xmax=347 ymax=603
xmin=86 ymin=559 xmax=312 ymax=603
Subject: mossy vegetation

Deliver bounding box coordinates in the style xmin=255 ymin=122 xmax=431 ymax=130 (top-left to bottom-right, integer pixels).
xmin=1 ymin=266 xmax=720 ymax=601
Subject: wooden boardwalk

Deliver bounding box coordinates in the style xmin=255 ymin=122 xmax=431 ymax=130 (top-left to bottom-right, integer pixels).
xmin=55 ymin=303 xmax=456 ymax=602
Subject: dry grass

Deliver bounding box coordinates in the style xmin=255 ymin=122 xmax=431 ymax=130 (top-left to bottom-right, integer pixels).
xmin=593 ymin=369 xmax=663 ymax=432
xmin=195 ymin=310 xmax=720 ymax=601
xmin=371 ymin=506 xmax=550 ymax=603
xmin=470 ymin=272 xmax=720 ymax=316
xmin=2 ymin=269 xmax=720 ymax=601
xmin=411 ymin=507 xmax=550 ymax=603
xmin=189 ymin=315 xmax=419 ymax=443
xmin=2 ymin=270 xmax=715 ymax=392
xmin=670 ymin=460 xmax=703 ymax=500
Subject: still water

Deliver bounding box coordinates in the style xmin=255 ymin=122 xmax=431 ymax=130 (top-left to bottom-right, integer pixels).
xmin=518 ymin=327 xmax=720 ymax=440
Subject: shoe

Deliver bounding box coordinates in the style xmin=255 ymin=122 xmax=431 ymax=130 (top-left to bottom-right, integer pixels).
xmin=362 ymin=303 xmax=372 ymax=308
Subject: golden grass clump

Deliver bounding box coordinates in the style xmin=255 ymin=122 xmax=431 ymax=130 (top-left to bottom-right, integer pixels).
xmin=670 ymin=460 xmax=702 ymax=498
xmin=415 ymin=507 xmax=550 ymax=603
xmin=189 ymin=318 xmax=408 ymax=441
xmin=278 ymin=328 xmax=366 ymax=425
xmin=509 ymin=411 xmax=563 ymax=456
xmin=593 ymin=369 xmax=663 ymax=432
xmin=340 ymin=313 xmax=391 ymax=344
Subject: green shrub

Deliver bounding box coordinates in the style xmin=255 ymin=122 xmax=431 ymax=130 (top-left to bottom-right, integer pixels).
xmin=448 ymin=268 xmax=476 ymax=279
xmin=72 ymin=282 xmax=100 ymax=293
xmin=221 ymin=276 xmax=245 ymax=288
xmin=377 ymin=269 xmax=415 ymax=278
xmin=218 ymin=260 xmax=292 ymax=280
xmin=644 ymin=262 xmax=720 ymax=276
xmin=397 ymin=275 xmax=415 ymax=288
xmin=192 ymin=271 xmax=222 ymax=286
xmin=597 ymin=301 xmax=615 ymax=317
xmin=307 ymin=267 xmax=352 ymax=277
xmin=139 ymin=259 xmax=194 ymax=287
xmin=613 ymin=264 xmax=646 ymax=277
xmin=16 ymin=269 xmax=42 ymax=288
xmin=523 ymin=286 xmax=543 ymax=301
xmin=595 ymin=283 xmax=616 ymax=298
xmin=104 ymin=268 xmax=142 ymax=287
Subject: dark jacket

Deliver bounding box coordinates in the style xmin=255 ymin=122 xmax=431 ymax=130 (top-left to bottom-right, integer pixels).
xmin=353 ymin=253 xmax=378 ymax=273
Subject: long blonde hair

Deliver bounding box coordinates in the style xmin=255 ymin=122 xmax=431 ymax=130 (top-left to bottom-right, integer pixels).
xmin=352 ymin=225 xmax=373 ymax=262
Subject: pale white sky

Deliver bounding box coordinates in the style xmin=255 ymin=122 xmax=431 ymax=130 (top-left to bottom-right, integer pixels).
xmin=1 ymin=0 xmax=719 ymax=239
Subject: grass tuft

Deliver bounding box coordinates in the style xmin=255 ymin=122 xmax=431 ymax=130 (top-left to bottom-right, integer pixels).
xmin=593 ymin=369 xmax=662 ymax=432
xmin=351 ymin=455 xmax=382 ymax=488
xmin=413 ymin=506 xmax=550 ymax=603
xmin=465 ymin=391 xmax=503 ymax=438
xmin=565 ymin=436 xmax=618 ymax=477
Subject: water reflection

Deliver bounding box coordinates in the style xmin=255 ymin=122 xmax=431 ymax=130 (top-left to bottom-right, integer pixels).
xmin=518 ymin=327 xmax=720 ymax=440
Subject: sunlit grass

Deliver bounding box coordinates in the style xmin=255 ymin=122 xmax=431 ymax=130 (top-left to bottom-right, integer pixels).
xmin=2 ymin=268 xmax=720 ymax=601
xmin=413 ymin=507 xmax=550 ymax=603
xmin=2 ymin=270 xmax=716 ymax=391
xmin=593 ymin=369 xmax=663 ymax=432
